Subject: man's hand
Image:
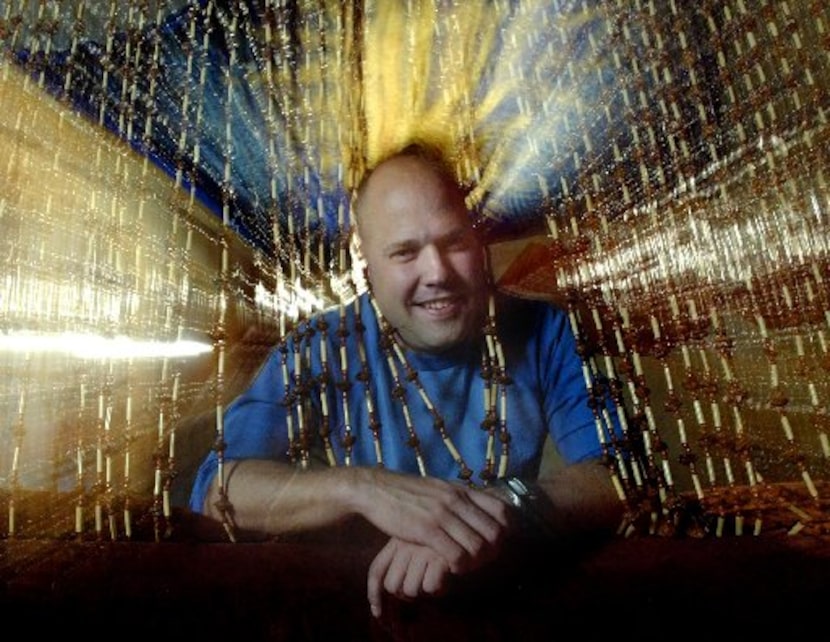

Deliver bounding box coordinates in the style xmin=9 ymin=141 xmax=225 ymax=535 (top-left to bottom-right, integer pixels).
xmin=366 ymin=536 xmax=451 ymax=617
xmin=352 ymin=469 xmax=514 ymax=574
xmin=359 ymin=473 xmax=521 ymax=618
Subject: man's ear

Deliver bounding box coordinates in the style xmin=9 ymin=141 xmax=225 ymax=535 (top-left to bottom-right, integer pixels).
xmin=348 ymin=228 xmax=370 ymax=292
xmin=349 ymin=226 xmax=364 ymax=262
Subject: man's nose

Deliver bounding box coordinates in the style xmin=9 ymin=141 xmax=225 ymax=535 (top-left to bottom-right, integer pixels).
xmin=420 ymin=245 xmax=450 ymax=284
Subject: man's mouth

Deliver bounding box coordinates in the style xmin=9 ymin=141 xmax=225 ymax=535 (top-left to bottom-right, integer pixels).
xmin=420 ymin=299 xmax=453 ymax=310
xmin=414 ymin=296 xmax=461 ymax=313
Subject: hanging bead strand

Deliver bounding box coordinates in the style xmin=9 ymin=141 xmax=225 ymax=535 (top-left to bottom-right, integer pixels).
xmin=291 ymin=324 xmax=311 ymax=469
xmin=314 ymin=315 xmax=337 ymax=466
xmin=278 ymin=316 xmax=298 ymax=465
xmin=372 ymin=299 xmax=428 ymax=477
xmin=479 ymin=295 xmax=499 ymax=482
xmin=487 ymin=296 xmax=512 ymax=480
xmin=354 ymin=297 xmax=384 ymax=467
xmin=370 ymin=295 xmax=479 ymax=484
xmin=392 ymin=336 xmax=474 ymax=484
xmin=478 ymin=347 xmax=498 ymax=483
xmin=335 ymin=304 xmax=356 ymax=465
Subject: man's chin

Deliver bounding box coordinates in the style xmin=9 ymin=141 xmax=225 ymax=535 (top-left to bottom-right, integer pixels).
xmin=399 ymin=324 xmax=474 ymax=354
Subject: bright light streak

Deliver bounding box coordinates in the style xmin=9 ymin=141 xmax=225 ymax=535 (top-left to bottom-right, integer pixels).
xmin=254 ymin=278 xmax=329 ymax=319
xmin=0 ymin=331 xmax=213 ymax=359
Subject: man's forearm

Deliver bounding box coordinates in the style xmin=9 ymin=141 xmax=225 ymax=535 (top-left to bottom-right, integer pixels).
xmin=532 ymin=459 xmax=625 ymax=538
xmin=202 ymin=460 xmax=515 ymax=571
xmin=203 ymin=460 xmax=367 ymax=536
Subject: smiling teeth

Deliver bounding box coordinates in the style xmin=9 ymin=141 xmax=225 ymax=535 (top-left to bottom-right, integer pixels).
xmin=422 ymin=299 xmax=452 ymax=310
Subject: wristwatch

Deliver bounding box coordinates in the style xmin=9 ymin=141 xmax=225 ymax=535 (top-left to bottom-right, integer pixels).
xmin=497 ymin=476 xmax=534 ymax=510
xmin=494 ymin=477 xmax=553 ymax=537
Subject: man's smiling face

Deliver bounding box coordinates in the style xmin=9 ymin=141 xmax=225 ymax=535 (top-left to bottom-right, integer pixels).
xmin=355 ymin=153 xmax=488 ymax=353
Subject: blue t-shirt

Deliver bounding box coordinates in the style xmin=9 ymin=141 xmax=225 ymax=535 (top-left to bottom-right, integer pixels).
xmin=189 ymin=293 xmax=616 ymax=513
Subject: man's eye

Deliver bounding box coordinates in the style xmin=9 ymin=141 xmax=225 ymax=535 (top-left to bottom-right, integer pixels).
xmin=390 ymin=248 xmax=415 ymax=260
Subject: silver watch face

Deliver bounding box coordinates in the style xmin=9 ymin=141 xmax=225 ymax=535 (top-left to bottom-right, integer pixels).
xmin=506 ymin=477 xmax=530 ymax=498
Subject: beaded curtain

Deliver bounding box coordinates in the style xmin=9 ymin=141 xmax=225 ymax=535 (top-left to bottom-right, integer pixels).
xmin=1 ymin=0 xmax=829 ymax=544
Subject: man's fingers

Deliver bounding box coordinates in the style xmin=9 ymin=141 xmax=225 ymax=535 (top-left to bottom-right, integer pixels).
xmin=364 ymin=472 xmax=510 ymax=574
xmin=367 ymin=541 xmax=394 ymax=617
xmin=431 ymin=491 xmax=509 ymax=570
xmin=468 ymin=486 xmax=514 ymax=527
xmin=422 ymin=556 xmax=450 ymax=596
xmin=368 ymin=537 xmax=455 ymax=619
xmin=401 ymin=552 xmax=428 ymax=599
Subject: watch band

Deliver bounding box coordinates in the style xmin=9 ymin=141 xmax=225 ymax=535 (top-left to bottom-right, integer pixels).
xmin=494 ymin=477 xmax=553 ymax=538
